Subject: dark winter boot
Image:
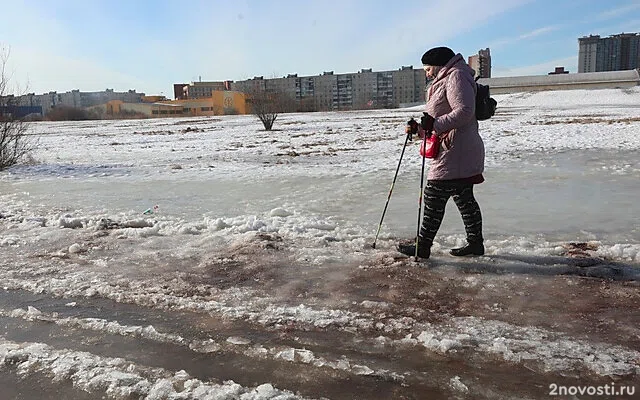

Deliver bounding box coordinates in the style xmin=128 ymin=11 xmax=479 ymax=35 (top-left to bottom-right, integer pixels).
xmin=449 ymin=241 xmax=484 ymax=257
xmin=397 ymin=239 xmax=431 ymax=259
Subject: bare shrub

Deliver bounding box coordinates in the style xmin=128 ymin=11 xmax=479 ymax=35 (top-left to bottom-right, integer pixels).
xmin=247 ymin=88 xmax=295 ymax=131
xmin=105 ymin=108 xmax=148 ymax=120
xmin=0 ymin=46 xmax=35 ymax=170
xmin=45 ymin=106 xmax=100 ymax=121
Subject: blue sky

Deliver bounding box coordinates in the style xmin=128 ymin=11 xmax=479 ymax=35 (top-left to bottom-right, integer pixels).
xmin=1 ymin=0 xmax=639 ymax=96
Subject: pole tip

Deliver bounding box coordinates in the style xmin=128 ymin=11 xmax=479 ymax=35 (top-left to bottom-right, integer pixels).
xmin=371 ymin=243 xmax=376 ymax=249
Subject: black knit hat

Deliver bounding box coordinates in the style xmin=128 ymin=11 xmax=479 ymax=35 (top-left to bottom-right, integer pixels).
xmin=421 ymin=47 xmax=455 ymax=66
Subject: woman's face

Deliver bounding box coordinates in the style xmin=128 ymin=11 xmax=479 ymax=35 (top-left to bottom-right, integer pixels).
xmin=423 ymin=65 xmax=440 ymax=80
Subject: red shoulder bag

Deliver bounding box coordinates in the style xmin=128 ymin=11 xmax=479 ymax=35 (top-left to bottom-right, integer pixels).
xmin=419 ymin=132 xmax=440 ymax=159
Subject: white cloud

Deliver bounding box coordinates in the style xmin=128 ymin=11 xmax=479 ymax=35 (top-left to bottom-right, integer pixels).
xmin=595 ymin=18 xmax=640 ymax=36
xmin=592 ymin=3 xmax=640 ymax=21
xmin=578 ymin=4 xmax=640 ymax=35
xmin=519 ymin=26 xmax=560 ymax=40
xmin=337 ymin=0 xmax=532 ymax=71
xmin=489 ymin=25 xmax=562 ymax=49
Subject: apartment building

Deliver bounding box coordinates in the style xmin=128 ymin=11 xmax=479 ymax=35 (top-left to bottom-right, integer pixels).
xmin=392 ymin=66 xmax=425 ymax=107
xmin=295 ymin=75 xmax=315 ymax=111
xmin=219 ymin=65 xmax=427 ymax=112
xmin=578 ymin=33 xmax=640 ymax=72
xmin=7 ymin=89 xmax=145 ymax=116
xmin=232 ymin=77 xmax=266 ymax=95
xmin=375 ymin=71 xmax=394 ymax=108
xmin=312 ymin=71 xmax=338 ymax=111
xmin=174 ymin=81 xmax=233 ymax=100
xmin=468 ymin=48 xmax=492 ymax=78
xmin=265 ymin=74 xmax=298 ymax=101
xmin=336 ymin=73 xmax=353 ymax=110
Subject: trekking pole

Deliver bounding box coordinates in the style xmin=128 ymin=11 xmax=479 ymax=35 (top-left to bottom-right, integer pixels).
xmin=415 ymin=133 xmax=428 ymax=261
xmin=371 ymin=126 xmax=414 ymax=249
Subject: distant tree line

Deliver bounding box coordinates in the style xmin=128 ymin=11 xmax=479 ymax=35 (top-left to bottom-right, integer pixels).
xmin=43 ymin=106 xmax=149 ymax=121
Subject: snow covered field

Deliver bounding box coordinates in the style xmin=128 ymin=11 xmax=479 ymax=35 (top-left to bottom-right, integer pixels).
xmin=0 ymin=87 xmax=639 ymax=399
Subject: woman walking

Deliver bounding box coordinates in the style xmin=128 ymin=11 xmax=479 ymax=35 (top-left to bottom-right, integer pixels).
xmin=398 ymin=46 xmax=485 ymax=259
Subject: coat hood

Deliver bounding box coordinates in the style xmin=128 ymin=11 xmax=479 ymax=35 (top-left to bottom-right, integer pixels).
xmin=433 ymin=54 xmax=476 ymax=82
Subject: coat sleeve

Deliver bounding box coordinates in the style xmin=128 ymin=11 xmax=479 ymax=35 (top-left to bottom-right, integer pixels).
xmin=433 ymin=70 xmax=475 ymax=134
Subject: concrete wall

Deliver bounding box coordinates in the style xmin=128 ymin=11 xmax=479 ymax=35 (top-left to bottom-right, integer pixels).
xmin=481 ymin=69 xmax=640 ymax=94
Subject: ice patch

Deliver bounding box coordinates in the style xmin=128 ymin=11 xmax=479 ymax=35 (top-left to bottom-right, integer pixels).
xmin=2 ymin=307 xmax=399 ymax=382
xmin=270 ymin=208 xmax=293 ymax=217
xmin=599 ymin=243 xmax=640 ymax=262
xmin=360 ymin=300 xmax=390 ymax=310
xmin=416 ymin=317 xmax=640 ymax=377
xmin=58 ymin=217 xmax=84 ymax=229
xmin=416 ymin=332 xmax=464 ymax=353
xmin=227 ymin=336 xmax=252 ymax=345
xmin=116 ymin=224 xmax=161 ymax=238
xmin=10 ymin=306 xmax=43 ymax=320
xmin=0 ymin=235 xmax=20 ymax=246
xmin=0 ymin=337 xmax=310 ymax=400
xmin=68 ymin=243 xmax=85 ymax=254
xmin=449 ymin=376 xmax=469 ymax=393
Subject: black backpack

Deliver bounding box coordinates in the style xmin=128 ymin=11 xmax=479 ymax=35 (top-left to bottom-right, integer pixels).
xmin=475 ymin=77 xmax=497 ymax=120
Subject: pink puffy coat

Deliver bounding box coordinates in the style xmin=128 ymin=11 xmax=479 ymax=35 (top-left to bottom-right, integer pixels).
xmin=425 ymin=54 xmax=485 ymax=181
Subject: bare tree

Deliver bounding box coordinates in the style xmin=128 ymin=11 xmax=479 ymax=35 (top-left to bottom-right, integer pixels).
xmin=0 ymin=46 xmax=34 ymax=170
xmin=247 ymin=88 xmax=295 ymax=131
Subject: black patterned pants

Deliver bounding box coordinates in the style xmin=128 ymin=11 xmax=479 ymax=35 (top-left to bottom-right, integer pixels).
xmin=420 ymin=180 xmax=483 ymax=245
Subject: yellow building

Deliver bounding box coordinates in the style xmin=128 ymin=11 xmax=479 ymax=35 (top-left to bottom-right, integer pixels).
xmin=99 ymin=91 xmax=246 ymax=118
xmin=127 ymin=102 xmax=183 ymax=117
xmin=104 ymin=100 xmax=183 ymax=117
xmin=105 ymin=100 xmax=124 ymax=115
xmin=168 ymin=91 xmax=246 ymax=116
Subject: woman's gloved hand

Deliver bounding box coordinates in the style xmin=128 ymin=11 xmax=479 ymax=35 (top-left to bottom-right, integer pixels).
xmin=406 ymin=118 xmax=419 ymax=136
xmin=420 ymin=112 xmax=435 ymax=134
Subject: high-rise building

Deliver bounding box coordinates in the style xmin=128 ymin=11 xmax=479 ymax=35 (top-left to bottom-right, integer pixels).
xmin=578 ymin=33 xmax=640 ymax=72
xmin=468 ymin=48 xmax=492 ymax=78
